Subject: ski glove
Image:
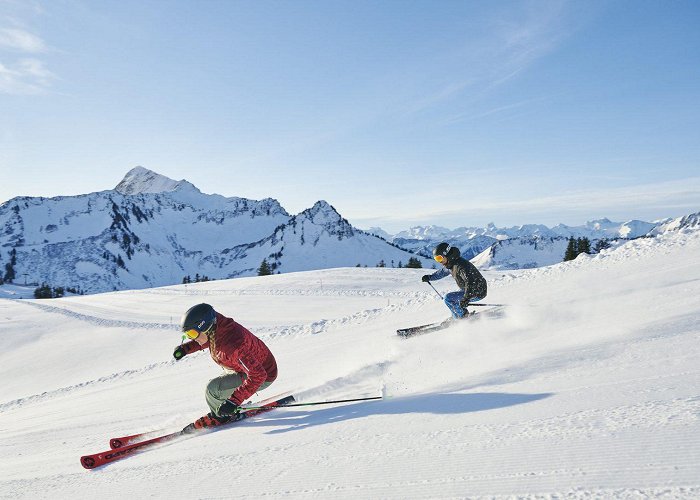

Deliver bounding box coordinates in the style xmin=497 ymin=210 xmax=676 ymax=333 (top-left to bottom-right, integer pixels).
xmin=173 ymin=346 xmax=186 ymax=361
xmin=421 ymin=274 xmax=431 ymax=282
xmin=218 ymin=400 xmax=242 ymax=417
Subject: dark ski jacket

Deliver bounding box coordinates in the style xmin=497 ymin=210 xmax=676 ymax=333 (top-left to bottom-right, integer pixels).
xmin=427 ymin=257 xmax=487 ymax=300
xmin=180 ymin=312 xmax=278 ymax=405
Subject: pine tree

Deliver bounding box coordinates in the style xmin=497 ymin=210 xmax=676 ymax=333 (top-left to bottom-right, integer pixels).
xmin=3 ymin=248 xmax=17 ymax=283
xmin=4 ymin=262 xmax=15 ymax=282
xmin=563 ymin=237 xmax=578 ymax=261
xmin=577 ymin=237 xmax=591 ymax=255
xmin=257 ymin=259 xmax=272 ymax=276
xmin=406 ymin=257 xmax=423 ymax=268
xmin=34 ymin=283 xmax=53 ymax=299
xmin=377 ymin=260 xmax=386 ymax=268
xmin=34 ymin=284 xmax=47 ymax=299
xmin=594 ymin=238 xmax=611 ymax=253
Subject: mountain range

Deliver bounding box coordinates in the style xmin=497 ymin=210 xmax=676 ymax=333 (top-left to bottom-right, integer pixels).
xmin=0 ymin=167 xmax=432 ymax=293
xmin=1 ymin=166 xmax=697 ymax=293
xmin=366 ymin=213 xmax=699 ymax=270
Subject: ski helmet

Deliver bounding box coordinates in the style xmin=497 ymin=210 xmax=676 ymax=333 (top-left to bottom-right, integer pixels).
xmin=181 ymin=303 xmax=216 ymax=338
xmin=433 ymin=242 xmax=460 ymax=265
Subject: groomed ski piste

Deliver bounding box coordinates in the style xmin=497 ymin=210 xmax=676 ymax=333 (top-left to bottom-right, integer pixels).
xmin=1 ymin=227 xmax=699 ymax=498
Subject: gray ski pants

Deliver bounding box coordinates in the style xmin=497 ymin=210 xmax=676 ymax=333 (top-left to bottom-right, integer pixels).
xmin=205 ymin=372 xmax=273 ymax=416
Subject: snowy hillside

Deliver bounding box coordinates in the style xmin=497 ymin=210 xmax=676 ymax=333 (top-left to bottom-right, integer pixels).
xmin=0 ymin=167 xmax=431 ymax=293
xmin=1 ymin=226 xmax=699 ymax=497
xmin=471 ymin=237 xmax=571 ymax=270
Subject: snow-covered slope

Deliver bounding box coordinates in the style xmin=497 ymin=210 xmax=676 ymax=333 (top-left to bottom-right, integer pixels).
xmin=1 ymin=227 xmax=699 ymax=498
xmin=0 ymin=168 xmax=431 ymax=292
xmin=650 ymin=211 xmax=700 ymax=234
xmin=471 ymin=211 xmax=699 ymax=271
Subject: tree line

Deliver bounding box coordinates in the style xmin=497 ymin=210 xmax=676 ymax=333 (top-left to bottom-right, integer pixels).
xmin=257 ymin=256 xmax=423 ymax=276
xmin=563 ymin=237 xmax=611 ymax=261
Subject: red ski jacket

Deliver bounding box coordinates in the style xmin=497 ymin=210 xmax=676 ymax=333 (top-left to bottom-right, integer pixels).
xmin=180 ymin=312 xmax=278 ymax=405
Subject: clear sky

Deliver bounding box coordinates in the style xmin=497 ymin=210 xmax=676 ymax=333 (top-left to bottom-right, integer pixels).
xmin=1 ymin=0 xmax=699 ymax=232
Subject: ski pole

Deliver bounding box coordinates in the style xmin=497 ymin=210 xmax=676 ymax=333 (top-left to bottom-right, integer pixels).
xmin=242 ymin=396 xmax=382 ymax=411
xmin=426 ymin=282 xmax=504 ymax=307
xmin=426 ymin=281 xmax=444 ymax=300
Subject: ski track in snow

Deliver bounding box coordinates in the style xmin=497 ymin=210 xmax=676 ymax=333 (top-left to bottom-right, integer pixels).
xmin=257 ymin=297 xmax=433 ymax=339
xmin=15 ymin=288 xmax=436 ymax=339
xmin=437 ymin=396 xmax=700 ymax=448
xmin=137 ymin=287 xmax=430 ymax=298
xmin=17 ymin=300 xmax=176 ymax=330
xmin=0 ymin=359 xmax=176 ymax=413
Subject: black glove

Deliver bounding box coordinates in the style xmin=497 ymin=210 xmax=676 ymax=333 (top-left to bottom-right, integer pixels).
xmin=173 ymin=346 xmax=186 ymax=361
xmin=218 ymin=400 xmax=242 ymax=417
xmin=421 ymin=274 xmax=431 ymax=282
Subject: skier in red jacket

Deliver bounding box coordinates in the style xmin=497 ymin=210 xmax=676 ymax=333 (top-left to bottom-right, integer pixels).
xmin=173 ymin=303 xmax=278 ymax=431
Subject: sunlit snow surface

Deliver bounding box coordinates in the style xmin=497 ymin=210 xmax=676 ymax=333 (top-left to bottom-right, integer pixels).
xmin=1 ymin=228 xmax=699 ymax=498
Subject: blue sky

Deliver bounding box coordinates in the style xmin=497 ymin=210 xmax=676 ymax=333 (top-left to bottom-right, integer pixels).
xmin=1 ymin=0 xmax=699 ymax=232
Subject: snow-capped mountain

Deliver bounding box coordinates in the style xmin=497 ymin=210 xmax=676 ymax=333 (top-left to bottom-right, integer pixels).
xmin=0 ymin=167 xmax=432 ymax=293
xmin=115 ymin=166 xmax=195 ymax=195
xmin=387 ymin=220 xmax=654 ymax=243
xmin=373 ymin=216 xmax=667 ymax=270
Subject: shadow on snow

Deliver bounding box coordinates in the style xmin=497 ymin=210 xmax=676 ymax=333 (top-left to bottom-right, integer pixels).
xmin=242 ymin=392 xmax=553 ymax=434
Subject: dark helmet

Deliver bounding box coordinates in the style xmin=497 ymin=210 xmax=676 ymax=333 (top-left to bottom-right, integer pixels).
xmin=181 ymin=303 xmax=217 ymax=336
xmin=433 ymin=242 xmax=460 ymax=265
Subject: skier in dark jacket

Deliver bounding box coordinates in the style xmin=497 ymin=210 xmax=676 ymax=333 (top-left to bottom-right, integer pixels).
xmin=173 ymin=303 xmax=278 ymax=432
xmin=422 ymin=242 xmax=487 ymax=318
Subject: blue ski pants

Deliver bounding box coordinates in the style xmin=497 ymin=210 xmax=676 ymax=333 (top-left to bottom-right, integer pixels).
xmin=444 ymin=291 xmax=484 ymax=318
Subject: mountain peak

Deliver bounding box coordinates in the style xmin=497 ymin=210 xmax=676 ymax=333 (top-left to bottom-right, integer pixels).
xmin=292 ymin=200 xmax=355 ymax=238
xmin=301 ymin=200 xmax=341 ymax=219
xmin=115 ymin=166 xmax=198 ymax=195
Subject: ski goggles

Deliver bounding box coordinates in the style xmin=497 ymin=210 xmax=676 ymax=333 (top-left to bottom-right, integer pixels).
xmin=434 ymin=255 xmax=447 ymax=264
xmin=184 ymin=323 xmax=214 ymax=340
xmin=184 ymin=329 xmax=202 ymax=339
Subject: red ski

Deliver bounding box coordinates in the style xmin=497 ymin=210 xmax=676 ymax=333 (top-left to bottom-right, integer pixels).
xmin=110 ymin=432 xmax=149 ymax=450
xmin=108 ymin=392 xmax=294 ymax=449
xmin=81 ymin=395 xmax=295 ymax=470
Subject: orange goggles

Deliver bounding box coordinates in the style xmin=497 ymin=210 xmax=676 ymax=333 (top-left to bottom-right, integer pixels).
xmin=434 ymin=255 xmax=447 ymax=264
xmin=184 ymin=329 xmax=201 ymax=340
xmin=184 ymin=322 xmax=214 ymax=340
